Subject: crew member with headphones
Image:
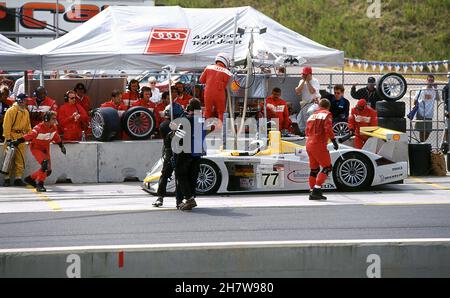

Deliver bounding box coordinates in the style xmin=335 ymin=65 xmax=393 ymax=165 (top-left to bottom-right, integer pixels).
xmin=57 ymin=90 xmax=89 ymax=141
xmin=11 ymin=111 xmax=66 ymax=192
xmin=74 ymin=83 xmax=91 ymax=114
xmin=122 ymin=79 xmax=140 ymax=109
xmin=131 ymin=86 xmax=155 ymax=110
xmin=2 ymin=93 xmax=31 ymax=187
xmin=27 ymin=86 xmax=58 ymax=127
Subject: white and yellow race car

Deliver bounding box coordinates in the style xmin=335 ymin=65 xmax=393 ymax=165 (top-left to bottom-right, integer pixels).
xmin=143 ymin=128 xmax=408 ymax=195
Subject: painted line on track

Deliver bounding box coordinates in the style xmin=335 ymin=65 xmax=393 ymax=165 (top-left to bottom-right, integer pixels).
xmin=27 ymin=185 xmax=62 ymax=211
xmin=410 ymin=177 xmax=450 ymax=191
xmin=1 ymin=238 xmax=450 ymax=254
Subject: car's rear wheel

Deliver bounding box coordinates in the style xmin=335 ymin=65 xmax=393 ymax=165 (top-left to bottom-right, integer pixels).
xmin=333 ymin=152 xmax=374 ymax=191
xmin=195 ymin=159 xmax=221 ymax=195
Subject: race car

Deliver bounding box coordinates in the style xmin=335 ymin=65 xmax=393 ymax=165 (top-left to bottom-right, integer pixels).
xmin=142 ymin=127 xmax=408 ymax=195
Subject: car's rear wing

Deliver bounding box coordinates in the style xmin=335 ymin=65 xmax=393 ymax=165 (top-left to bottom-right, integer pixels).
xmin=360 ymin=126 xmax=407 ymax=142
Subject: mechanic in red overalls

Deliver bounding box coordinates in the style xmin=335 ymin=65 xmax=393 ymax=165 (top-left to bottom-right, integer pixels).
xmin=100 ymin=89 xmax=128 ymax=116
xmin=27 ymin=86 xmax=58 ymax=128
xmin=174 ymin=82 xmax=192 ymax=108
xmin=131 ymin=86 xmax=155 ymax=110
xmin=122 ymin=79 xmax=140 ymax=109
xmin=306 ymin=98 xmax=339 ymax=201
xmin=12 ymin=111 xmax=66 ymax=192
xmin=199 ymin=53 xmax=232 ymax=124
xmin=259 ymin=87 xmax=292 ymax=134
xmin=348 ymin=99 xmax=378 ymax=149
xmin=57 ymin=90 xmax=89 ymax=141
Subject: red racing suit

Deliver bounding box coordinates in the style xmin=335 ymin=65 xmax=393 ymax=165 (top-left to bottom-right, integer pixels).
xmin=305 ymin=108 xmax=335 ymax=189
xmin=100 ymin=100 xmax=128 ymax=116
xmin=199 ymin=64 xmax=232 ymax=122
xmin=122 ymin=91 xmax=139 ymax=109
xmin=76 ymin=94 xmax=91 ymax=113
xmin=57 ymin=102 xmax=89 ymax=141
xmin=174 ymin=93 xmax=192 ymax=109
xmin=348 ymin=106 xmax=378 ymax=149
xmin=23 ymin=122 xmax=62 ymax=183
xmin=27 ymin=96 xmax=58 ymax=128
xmin=260 ymin=96 xmax=292 ymax=131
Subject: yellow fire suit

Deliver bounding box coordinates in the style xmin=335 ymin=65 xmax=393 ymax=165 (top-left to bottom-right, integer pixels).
xmin=2 ymin=103 xmax=31 ymax=179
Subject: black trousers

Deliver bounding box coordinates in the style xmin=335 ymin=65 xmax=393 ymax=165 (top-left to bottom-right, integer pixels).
xmin=175 ymin=153 xmax=200 ymax=199
xmin=156 ymin=150 xmax=173 ymax=198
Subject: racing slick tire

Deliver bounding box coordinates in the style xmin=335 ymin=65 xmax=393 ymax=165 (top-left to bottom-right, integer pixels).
xmin=376 ymin=101 xmax=406 ymax=118
xmin=195 ymin=159 xmax=222 ymax=195
xmin=90 ymin=107 xmax=121 ymax=141
xmin=377 ymin=117 xmax=407 ymax=132
xmin=377 ymin=73 xmax=407 ymax=102
xmin=121 ymin=106 xmax=156 ymax=140
xmin=333 ymin=152 xmax=374 ymax=192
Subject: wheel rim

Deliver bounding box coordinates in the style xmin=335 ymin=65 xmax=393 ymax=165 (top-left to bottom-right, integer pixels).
xmin=333 ymin=122 xmax=350 ymax=137
xmin=196 ymin=164 xmax=217 ymax=193
xmin=127 ymin=111 xmax=153 ymax=137
xmin=91 ymin=112 xmax=104 ymax=139
xmin=338 ymin=158 xmax=367 ymax=187
xmin=381 ymin=76 xmax=405 ymax=99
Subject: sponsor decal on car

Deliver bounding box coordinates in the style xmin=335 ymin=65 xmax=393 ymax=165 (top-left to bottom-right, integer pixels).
xmin=287 ymin=170 xmax=309 ymax=183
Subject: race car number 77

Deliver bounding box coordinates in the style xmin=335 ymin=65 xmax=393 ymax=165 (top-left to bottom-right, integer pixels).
xmin=262 ymin=173 xmax=279 ymax=186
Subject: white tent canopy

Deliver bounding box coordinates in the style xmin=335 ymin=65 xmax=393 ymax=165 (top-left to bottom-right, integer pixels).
xmin=33 ymin=6 xmax=344 ymax=71
xmin=0 ymin=34 xmax=41 ymax=70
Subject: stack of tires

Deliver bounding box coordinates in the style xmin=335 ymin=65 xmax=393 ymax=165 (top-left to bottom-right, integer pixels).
xmin=90 ymin=106 xmax=156 ymax=141
xmin=375 ymin=73 xmax=408 ymax=132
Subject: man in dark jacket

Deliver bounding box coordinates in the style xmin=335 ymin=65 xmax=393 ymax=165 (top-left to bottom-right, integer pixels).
xmin=320 ymin=84 xmax=350 ymax=124
xmin=351 ymin=77 xmax=383 ymax=109
xmin=173 ymin=98 xmax=205 ymax=211
xmin=152 ymin=102 xmax=185 ymax=208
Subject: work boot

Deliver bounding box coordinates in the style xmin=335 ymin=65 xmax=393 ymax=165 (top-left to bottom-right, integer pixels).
xmin=179 ymin=198 xmax=197 ymax=211
xmin=24 ymin=176 xmax=37 ymax=187
xmin=152 ymin=197 xmax=164 ymax=207
xmin=309 ymin=187 xmax=327 ymax=201
xmin=3 ymin=178 xmax=10 ymax=187
xmin=36 ymin=182 xmax=46 ymax=192
xmin=14 ymin=179 xmax=26 ymax=186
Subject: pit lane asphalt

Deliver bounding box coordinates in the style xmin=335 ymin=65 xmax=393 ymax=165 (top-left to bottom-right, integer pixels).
xmin=0 ymin=176 xmax=450 ymax=249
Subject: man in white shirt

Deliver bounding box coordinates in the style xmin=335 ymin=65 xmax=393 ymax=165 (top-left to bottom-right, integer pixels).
xmin=413 ymin=74 xmax=441 ymax=142
xmin=148 ymin=77 xmax=161 ymax=104
xmin=295 ymin=67 xmax=321 ymax=136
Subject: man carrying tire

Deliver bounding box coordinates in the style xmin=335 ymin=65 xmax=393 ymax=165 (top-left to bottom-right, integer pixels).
xmin=306 ymin=98 xmax=339 ymax=201
xmin=351 ymin=77 xmax=383 ymax=109
xmin=348 ymin=99 xmax=378 ymax=149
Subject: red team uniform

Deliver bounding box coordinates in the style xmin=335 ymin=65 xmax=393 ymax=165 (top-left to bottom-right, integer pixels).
xmin=348 ymin=99 xmax=378 ymax=149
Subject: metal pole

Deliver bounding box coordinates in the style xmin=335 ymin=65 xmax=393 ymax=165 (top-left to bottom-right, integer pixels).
xmin=55 ymin=0 xmax=60 ymax=39
xmin=168 ymin=71 xmax=173 ymax=121
xmin=231 ymin=12 xmax=239 ymax=68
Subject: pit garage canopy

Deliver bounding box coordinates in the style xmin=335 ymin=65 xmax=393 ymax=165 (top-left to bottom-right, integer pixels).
xmin=33 ymin=6 xmax=344 ymax=71
xmin=0 ymin=34 xmax=41 ymax=70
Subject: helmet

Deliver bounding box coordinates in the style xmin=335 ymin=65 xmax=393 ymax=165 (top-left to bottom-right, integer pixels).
xmin=215 ymin=53 xmax=231 ymax=68
xmin=15 ymin=93 xmax=28 ymax=104
xmin=164 ymin=103 xmax=185 ymax=119
xmin=302 ymin=67 xmax=313 ymax=75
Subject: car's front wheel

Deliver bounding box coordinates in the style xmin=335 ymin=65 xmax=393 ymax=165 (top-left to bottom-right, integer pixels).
xmin=195 ymin=159 xmax=222 ymax=195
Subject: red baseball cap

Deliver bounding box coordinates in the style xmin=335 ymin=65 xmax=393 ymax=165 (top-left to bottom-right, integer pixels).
xmin=357 ymin=99 xmax=367 ymax=107
xmin=302 ymin=67 xmax=312 ymax=75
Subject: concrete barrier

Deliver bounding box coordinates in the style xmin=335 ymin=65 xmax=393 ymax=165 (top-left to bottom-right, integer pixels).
xmin=0 ymin=140 xmax=163 ymax=185
xmin=1 ymin=239 xmax=449 ymax=278
xmin=97 ymin=140 xmax=162 ymax=183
